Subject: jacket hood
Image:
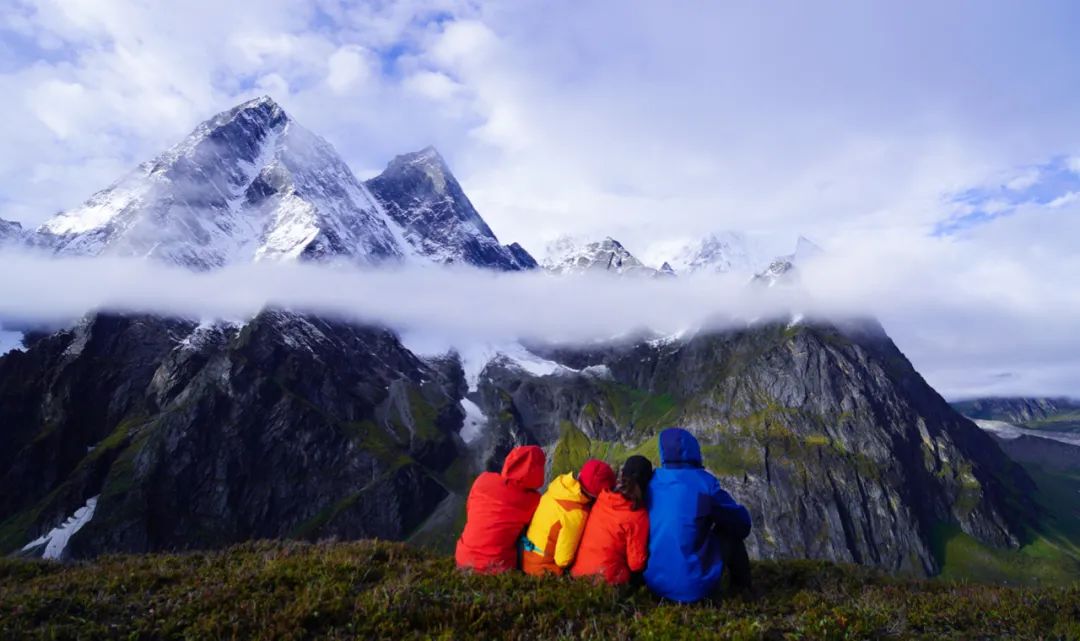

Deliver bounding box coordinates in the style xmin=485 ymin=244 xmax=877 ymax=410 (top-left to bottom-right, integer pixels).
xmin=659 ymin=428 xmax=702 ymax=468
xmin=597 ymin=488 xmax=636 ymax=511
xmin=501 ymin=445 xmax=546 ymax=490
xmin=546 ymin=472 xmax=590 ymax=504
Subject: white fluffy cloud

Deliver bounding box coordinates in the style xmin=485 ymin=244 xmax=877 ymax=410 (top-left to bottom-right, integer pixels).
xmin=325 ymin=46 xmax=372 ymax=94
xmin=1 ymin=201 xmax=1077 ymax=399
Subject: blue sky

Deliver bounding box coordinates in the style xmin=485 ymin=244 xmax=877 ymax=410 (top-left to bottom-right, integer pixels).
xmin=0 ymin=0 xmax=1078 ymax=397
xmin=937 ymin=156 xmax=1080 ymax=235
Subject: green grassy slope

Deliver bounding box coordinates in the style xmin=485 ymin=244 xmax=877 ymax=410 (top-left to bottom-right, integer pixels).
xmin=1 ymin=540 xmax=1078 ymax=641
xmin=934 ymin=442 xmax=1080 ymax=584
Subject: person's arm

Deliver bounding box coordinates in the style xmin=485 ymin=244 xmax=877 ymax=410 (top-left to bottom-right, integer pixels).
xmin=553 ymin=507 xmax=589 ymax=569
xmin=625 ymin=514 xmax=649 ymax=573
xmin=710 ymin=481 xmax=752 ymax=540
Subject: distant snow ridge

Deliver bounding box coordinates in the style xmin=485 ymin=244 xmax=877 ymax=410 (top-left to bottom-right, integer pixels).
xmin=542 ymin=236 xmax=657 ymax=276
xmin=751 ymin=236 xmax=824 ymax=288
xmin=21 ymin=495 xmax=99 ymax=560
xmin=26 ymin=96 xmax=535 ymax=273
xmin=752 ymin=258 xmax=799 ymax=288
xmin=667 ymin=231 xmax=754 ymax=275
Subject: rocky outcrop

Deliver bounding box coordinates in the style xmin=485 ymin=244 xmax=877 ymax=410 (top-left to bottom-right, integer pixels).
xmin=470 ymin=319 xmax=1034 ymax=576
xmin=0 ymin=311 xmax=463 ymax=559
xmin=0 ymin=312 xmax=1036 ymax=575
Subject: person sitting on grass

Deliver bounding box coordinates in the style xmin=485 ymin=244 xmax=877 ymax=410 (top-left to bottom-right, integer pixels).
xmin=521 ymin=458 xmax=616 ymax=576
xmin=570 ymin=455 xmax=653 ymax=585
xmin=455 ymin=445 xmax=546 ymax=574
xmin=644 ymin=428 xmax=752 ymax=602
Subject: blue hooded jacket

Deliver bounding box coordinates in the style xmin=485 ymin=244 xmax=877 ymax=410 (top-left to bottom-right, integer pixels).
xmin=643 ymin=428 xmax=752 ymax=602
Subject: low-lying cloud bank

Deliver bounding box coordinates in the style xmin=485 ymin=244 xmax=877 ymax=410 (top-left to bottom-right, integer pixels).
xmin=1 ymin=246 xmax=1077 ymax=400
xmin=0 ymin=251 xmax=777 ymax=339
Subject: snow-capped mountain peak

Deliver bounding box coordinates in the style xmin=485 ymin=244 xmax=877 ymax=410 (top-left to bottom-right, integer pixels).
xmin=150 ymin=95 xmax=288 ymax=178
xmin=751 ymin=236 xmax=823 ymax=287
xmin=26 ymin=97 xmax=535 ymax=272
xmin=42 ymin=96 xmax=288 ymax=238
xmin=667 ymin=230 xmax=754 ymax=275
xmin=402 ymin=145 xmax=450 ymax=189
xmin=542 ymin=236 xmax=657 ymax=276
xmin=365 ymin=146 xmax=536 ymax=270
xmin=36 ymin=96 xmax=404 ymax=270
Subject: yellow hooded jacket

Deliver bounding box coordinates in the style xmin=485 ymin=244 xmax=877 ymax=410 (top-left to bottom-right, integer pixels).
xmin=521 ymin=472 xmax=592 ymax=575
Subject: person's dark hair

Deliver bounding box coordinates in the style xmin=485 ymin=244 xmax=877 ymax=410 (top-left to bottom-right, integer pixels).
xmin=615 ymin=455 xmax=654 ymax=510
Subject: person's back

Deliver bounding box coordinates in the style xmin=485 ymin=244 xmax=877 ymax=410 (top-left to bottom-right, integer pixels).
xmin=522 ymin=459 xmax=615 ymax=576
xmin=456 ymin=445 xmax=546 ymax=574
xmin=644 ymin=428 xmax=751 ymax=602
xmin=571 ymin=455 xmax=652 ymax=585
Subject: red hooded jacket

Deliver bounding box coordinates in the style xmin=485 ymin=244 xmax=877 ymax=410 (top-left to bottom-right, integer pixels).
xmin=455 ymin=445 xmax=546 ymax=574
xmin=570 ymin=489 xmax=649 ymax=584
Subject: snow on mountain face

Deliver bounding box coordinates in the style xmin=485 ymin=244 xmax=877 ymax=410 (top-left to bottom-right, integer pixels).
xmin=365 ymin=147 xmax=536 ymax=271
xmin=667 ymin=231 xmax=754 ymax=275
xmin=750 ymin=236 xmax=823 ymax=288
xmin=542 ymin=236 xmax=657 ymax=276
xmin=36 ymin=97 xmax=406 ymax=270
xmin=21 ymin=495 xmax=99 ymax=560
xmin=505 ymin=242 xmax=539 ymax=269
xmin=751 ymin=258 xmax=799 ymax=288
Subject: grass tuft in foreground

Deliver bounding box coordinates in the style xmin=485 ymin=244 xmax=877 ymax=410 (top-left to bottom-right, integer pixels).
xmin=0 ymin=540 xmax=1078 ymax=640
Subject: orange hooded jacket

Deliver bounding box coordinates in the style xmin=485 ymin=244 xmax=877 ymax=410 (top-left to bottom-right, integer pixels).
xmin=570 ymin=489 xmax=649 ymax=584
xmin=455 ymin=445 xmax=545 ymax=574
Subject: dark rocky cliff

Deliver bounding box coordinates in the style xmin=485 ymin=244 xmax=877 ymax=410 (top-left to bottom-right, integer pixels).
xmin=0 ymin=313 xmax=1035 ymax=575
xmin=1 ymin=312 xmax=464 ymax=558
xmin=470 ymin=319 xmax=1034 ymax=575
